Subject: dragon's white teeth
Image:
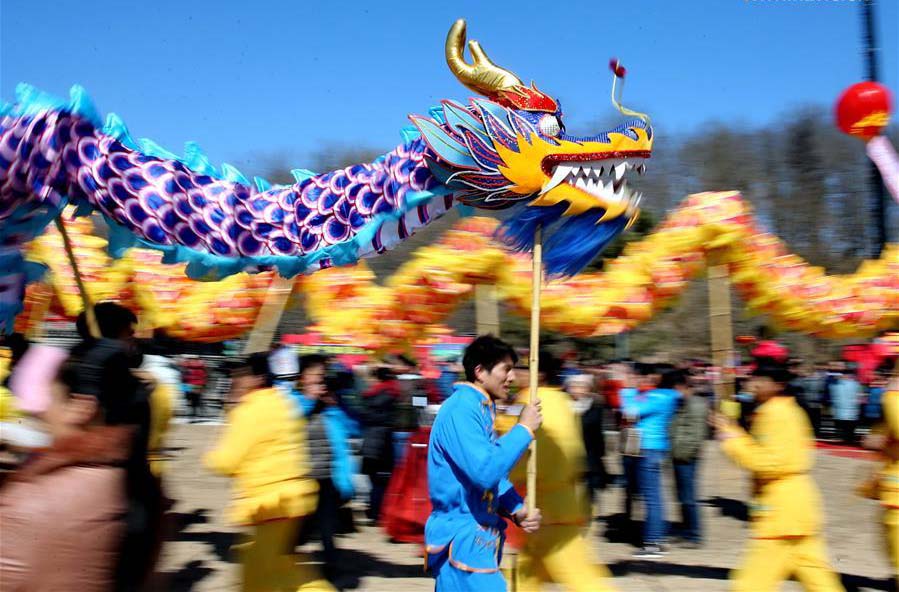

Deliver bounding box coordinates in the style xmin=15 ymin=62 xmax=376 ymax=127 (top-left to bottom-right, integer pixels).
xmin=542 ymin=164 xmax=571 ymax=194
xmin=548 ymin=157 xmax=648 ymax=205
xmin=627 ymin=191 xmax=643 ymax=216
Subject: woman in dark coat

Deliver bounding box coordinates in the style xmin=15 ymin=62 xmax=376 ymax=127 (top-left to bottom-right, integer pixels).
xmin=359 ymin=366 xmax=401 ymax=522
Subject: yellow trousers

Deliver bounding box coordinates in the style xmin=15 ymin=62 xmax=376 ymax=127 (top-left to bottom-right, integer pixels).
xmin=886 ymin=509 xmax=899 ymax=580
xmin=237 ymin=519 xmax=335 ymax=592
xmin=732 ymin=536 xmax=844 ymax=592
xmin=506 ymin=525 xmax=615 ymax=592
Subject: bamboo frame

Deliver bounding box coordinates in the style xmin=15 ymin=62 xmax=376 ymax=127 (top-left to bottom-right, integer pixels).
xmin=526 ymin=227 xmax=542 ymax=513
xmin=474 ymin=284 xmax=500 ymax=337
xmin=54 ymin=218 xmax=99 ymax=339
xmin=242 ymin=275 xmax=296 ymax=354
xmin=707 ymin=247 xmax=735 ymax=405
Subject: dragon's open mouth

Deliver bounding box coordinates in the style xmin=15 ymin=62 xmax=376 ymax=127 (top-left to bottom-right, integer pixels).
xmin=541 ymin=151 xmax=650 ymax=215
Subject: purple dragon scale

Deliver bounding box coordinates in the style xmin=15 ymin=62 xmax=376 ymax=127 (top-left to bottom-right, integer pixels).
xmin=14 ymin=110 xmax=442 ymax=261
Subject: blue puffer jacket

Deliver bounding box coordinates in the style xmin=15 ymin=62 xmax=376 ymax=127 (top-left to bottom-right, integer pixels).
xmin=292 ymin=391 xmax=360 ymax=500
xmin=621 ymin=387 xmax=681 ymax=452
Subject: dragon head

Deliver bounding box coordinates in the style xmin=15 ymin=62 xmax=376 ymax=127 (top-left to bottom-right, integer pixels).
xmin=411 ymin=20 xmax=654 ymax=275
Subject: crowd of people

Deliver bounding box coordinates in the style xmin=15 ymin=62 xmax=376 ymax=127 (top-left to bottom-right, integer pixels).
xmin=427 ymin=336 xmax=898 ymax=592
xmin=0 ymin=309 xmax=896 ymax=591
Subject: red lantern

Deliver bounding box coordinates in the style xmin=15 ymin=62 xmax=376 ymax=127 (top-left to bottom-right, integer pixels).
xmin=835 ymin=81 xmax=893 ymax=140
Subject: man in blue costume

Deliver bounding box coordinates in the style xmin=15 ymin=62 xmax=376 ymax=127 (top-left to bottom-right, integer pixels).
xmin=425 ymin=335 xmax=543 ymax=591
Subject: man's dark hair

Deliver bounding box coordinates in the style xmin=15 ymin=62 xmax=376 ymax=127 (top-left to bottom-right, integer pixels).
xmin=659 ymin=368 xmax=689 ymax=389
xmin=538 ymin=349 xmax=563 ymax=386
xmin=374 ymin=366 xmax=396 ymax=382
xmin=228 ymin=352 xmax=274 ymax=387
xmin=463 ymin=334 xmax=518 ymax=383
xmin=93 ymin=302 xmax=137 ymax=339
xmin=327 ymin=369 xmax=356 ymax=399
xmin=635 ymin=362 xmax=657 ymax=377
xmin=299 ymin=353 xmax=327 ymax=375
xmin=751 ymin=356 xmax=795 ymax=386
xmin=654 ymin=363 xmax=676 ymax=375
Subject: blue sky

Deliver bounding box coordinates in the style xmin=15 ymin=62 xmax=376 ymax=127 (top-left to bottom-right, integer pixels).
xmin=2 ymin=0 xmax=897 ymax=175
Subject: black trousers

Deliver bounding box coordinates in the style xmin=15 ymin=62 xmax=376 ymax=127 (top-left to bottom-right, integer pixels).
xmin=187 ymin=391 xmax=203 ymax=419
xmin=835 ymin=419 xmax=857 ymax=445
xmin=805 ymin=404 xmax=822 ymax=438
xmin=114 ymin=477 xmax=163 ymax=592
xmin=314 ymin=478 xmax=339 ymax=566
xmin=362 ymin=457 xmax=392 ymax=522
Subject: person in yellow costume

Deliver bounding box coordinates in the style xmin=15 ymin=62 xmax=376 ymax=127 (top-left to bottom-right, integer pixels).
xmin=205 ymin=352 xmax=334 ymax=592
xmin=504 ymin=351 xmax=615 ymax=592
xmin=0 ymin=351 xmax=20 ymax=423
xmin=136 ymin=354 xmax=178 ymax=478
xmin=712 ymin=356 xmax=844 ymax=592
xmin=0 ymin=335 xmax=26 ymax=424
xmin=147 ymin=378 xmax=174 ymax=477
xmin=876 ymin=367 xmax=899 ymax=582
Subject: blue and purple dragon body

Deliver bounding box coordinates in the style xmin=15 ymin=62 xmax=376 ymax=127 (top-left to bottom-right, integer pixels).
xmin=0 ymin=20 xmax=653 ymax=330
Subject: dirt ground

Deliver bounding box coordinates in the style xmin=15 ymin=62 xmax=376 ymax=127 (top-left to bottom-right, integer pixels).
xmin=155 ymin=423 xmax=895 ymax=592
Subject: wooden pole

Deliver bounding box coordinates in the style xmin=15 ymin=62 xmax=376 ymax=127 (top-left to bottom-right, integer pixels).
xmin=475 ymin=284 xmax=500 ymax=337
xmin=707 ymin=247 xmax=735 ymax=407
xmin=526 ymin=227 xmax=542 ymax=513
xmin=242 ymin=275 xmax=296 ymax=354
xmin=707 ymin=247 xmax=739 ymax=501
xmin=54 ymin=218 xmax=99 ymax=339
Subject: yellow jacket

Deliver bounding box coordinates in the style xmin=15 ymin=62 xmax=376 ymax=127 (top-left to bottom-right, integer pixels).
xmin=881 ymin=390 xmax=899 ymax=518
xmin=508 ymin=387 xmax=590 ymax=526
xmin=721 ymin=396 xmax=823 ymax=539
xmin=147 ymin=383 xmax=174 ymax=477
xmin=0 ymin=387 xmax=21 ymax=423
xmin=205 ymin=387 xmax=318 ymax=525
xmin=0 ymin=356 xmax=21 ymax=422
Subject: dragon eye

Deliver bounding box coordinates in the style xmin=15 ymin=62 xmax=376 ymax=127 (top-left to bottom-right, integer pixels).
xmin=538 ymin=114 xmax=561 ymax=137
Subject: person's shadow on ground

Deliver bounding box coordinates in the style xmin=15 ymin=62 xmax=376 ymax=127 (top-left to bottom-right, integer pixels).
xmin=601 ymin=512 xmax=644 ymax=546
xmin=841 ymin=573 xmax=896 ymax=592
xmin=704 ymin=496 xmax=749 ymax=522
xmin=156 ymin=509 xmax=237 ymax=590
xmin=162 ymin=560 xmax=216 ymax=592
xmin=609 ymin=559 xmax=730 ymax=580
xmin=609 ymin=560 xmax=894 ymax=591
xmin=163 ymin=510 xmax=424 ymax=591
xmin=167 ymin=509 xmax=237 ymax=563
xmin=327 ymin=547 xmax=425 ymax=591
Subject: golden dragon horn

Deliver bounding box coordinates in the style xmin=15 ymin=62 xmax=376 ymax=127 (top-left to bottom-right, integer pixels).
xmin=445 ymin=19 xmax=522 ymax=97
